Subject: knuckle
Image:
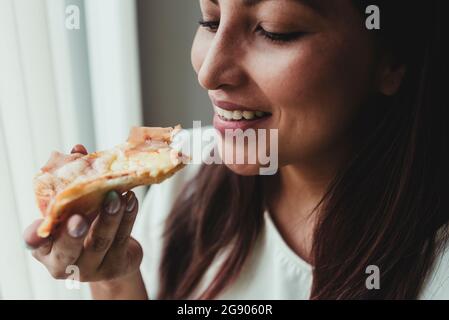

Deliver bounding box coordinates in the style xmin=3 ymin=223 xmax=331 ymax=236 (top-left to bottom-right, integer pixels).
xmin=54 ymin=251 xmax=77 ymax=264
xmin=113 ymin=235 xmax=130 ymax=247
xmin=100 ymin=214 xmax=122 ymax=228
xmin=48 ymin=266 xmax=66 ymax=280
xmin=128 ymin=243 xmax=144 ymax=266
xmin=32 ymin=242 xmax=52 ymax=259
xmin=135 ymin=243 xmax=144 ymax=260
xmin=86 ymin=236 xmax=111 ymax=252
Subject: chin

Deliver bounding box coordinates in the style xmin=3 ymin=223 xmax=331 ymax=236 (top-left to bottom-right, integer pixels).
xmin=223 ymin=163 xmax=263 ymax=176
xmin=217 ymin=137 xmax=279 ymax=176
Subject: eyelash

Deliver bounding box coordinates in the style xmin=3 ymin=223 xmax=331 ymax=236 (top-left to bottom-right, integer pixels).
xmin=198 ymin=20 xmax=303 ymax=43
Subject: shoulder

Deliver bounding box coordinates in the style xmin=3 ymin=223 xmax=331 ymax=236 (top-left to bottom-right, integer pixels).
xmin=420 ymin=230 xmax=449 ymax=299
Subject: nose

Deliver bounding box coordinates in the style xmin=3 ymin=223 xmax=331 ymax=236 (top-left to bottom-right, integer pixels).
xmin=197 ymin=28 xmax=246 ymax=91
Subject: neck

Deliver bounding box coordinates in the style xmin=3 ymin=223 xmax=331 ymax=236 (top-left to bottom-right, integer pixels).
xmin=268 ymin=145 xmax=352 ymax=264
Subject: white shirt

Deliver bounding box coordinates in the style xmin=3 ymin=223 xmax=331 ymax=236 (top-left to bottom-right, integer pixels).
xmin=133 ymin=129 xmax=449 ymax=300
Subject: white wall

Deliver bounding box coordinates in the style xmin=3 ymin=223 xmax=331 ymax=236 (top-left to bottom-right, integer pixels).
xmin=137 ymin=0 xmax=212 ymax=128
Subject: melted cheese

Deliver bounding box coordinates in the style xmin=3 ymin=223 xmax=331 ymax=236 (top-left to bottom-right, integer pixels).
xmin=91 ymin=152 xmax=118 ymax=174
xmin=36 ymin=138 xmax=183 ymax=205
xmin=54 ymin=158 xmax=90 ymax=182
xmin=110 ymin=148 xmax=173 ymax=173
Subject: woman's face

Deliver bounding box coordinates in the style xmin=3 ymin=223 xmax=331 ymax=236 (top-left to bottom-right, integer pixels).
xmin=191 ymin=0 xmax=381 ymax=176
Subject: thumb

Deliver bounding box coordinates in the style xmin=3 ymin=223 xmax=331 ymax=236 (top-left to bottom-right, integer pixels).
xmin=23 ymin=219 xmax=51 ymax=249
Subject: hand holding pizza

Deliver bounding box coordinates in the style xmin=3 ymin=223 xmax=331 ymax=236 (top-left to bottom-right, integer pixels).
xmin=22 ymin=126 xmax=187 ymax=285
xmin=23 ymin=144 xmax=143 ymax=282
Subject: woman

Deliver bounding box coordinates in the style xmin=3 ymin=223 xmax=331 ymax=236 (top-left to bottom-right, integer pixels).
xmin=24 ymin=0 xmax=448 ymax=299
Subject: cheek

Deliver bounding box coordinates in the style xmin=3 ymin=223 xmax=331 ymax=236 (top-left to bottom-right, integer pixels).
xmin=252 ymin=37 xmax=375 ymax=162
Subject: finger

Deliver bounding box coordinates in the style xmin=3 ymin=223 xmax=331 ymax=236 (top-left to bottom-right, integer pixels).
xmin=24 ymin=219 xmax=52 ymax=250
xmin=124 ymin=238 xmax=144 ymax=274
xmin=71 ymin=144 xmax=88 ymax=155
xmin=101 ymin=191 xmax=139 ymax=264
xmin=42 ymin=214 xmax=89 ymax=278
xmin=109 ymin=191 xmax=139 ymax=250
xmin=100 ymin=237 xmax=143 ymax=280
xmin=76 ymin=191 xmax=126 ymax=272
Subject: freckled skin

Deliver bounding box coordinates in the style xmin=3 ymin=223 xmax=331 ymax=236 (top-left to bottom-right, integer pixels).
xmin=191 ymin=0 xmax=382 ymax=175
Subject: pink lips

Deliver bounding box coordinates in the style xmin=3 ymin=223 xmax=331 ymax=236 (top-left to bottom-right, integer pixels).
xmin=213 ymin=113 xmax=272 ymax=135
xmin=212 ymin=99 xmax=251 ymax=112
xmin=210 ymin=96 xmax=268 ymax=113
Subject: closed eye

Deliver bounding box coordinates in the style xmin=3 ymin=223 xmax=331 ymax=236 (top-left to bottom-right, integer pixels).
xmin=198 ymin=19 xmax=219 ymax=32
xmin=256 ymin=26 xmax=305 ymax=43
xmin=199 ymin=19 xmax=305 ymax=44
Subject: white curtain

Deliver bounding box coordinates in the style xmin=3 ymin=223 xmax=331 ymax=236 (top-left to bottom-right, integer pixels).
xmin=0 ymin=0 xmax=143 ymax=299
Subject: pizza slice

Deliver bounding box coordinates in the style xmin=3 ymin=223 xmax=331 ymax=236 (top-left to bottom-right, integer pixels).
xmin=33 ymin=125 xmax=188 ymax=238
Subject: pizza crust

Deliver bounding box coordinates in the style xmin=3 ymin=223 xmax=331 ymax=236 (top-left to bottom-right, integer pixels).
xmin=34 ymin=125 xmax=187 ymax=238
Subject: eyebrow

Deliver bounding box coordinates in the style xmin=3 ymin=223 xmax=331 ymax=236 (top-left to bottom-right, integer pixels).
xmin=209 ymin=0 xmax=324 ymax=12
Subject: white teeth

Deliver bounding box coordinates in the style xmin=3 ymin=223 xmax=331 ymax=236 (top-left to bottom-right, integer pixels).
xmin=214 ymin=106 xmax=225 ymax=118
xmin=232 ymin=111 xmax=243 ymax=120
xmin=214 ymin=105 xmax=267 ymax=121
xmin=242 ymin=111 xmax=255 ymax=120
xmin=223 ymin=110 xmax=234 ymax=119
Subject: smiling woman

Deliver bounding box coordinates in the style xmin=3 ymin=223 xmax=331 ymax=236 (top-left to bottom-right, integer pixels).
xmin=153 ymin=0 xmax=448 ymax=299
xmin=22 ymin=0 xmax=448 ymax=301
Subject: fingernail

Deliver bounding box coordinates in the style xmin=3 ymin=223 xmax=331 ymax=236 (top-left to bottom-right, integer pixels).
xmin=103 ymin=191 xmax=121 ymax=215
xmin=71 ymin=144 xmax=87 ymax=155
xmin=125 ymin=192 xmax=137 ymax=213
xmin=67 ymin=215 xmax=88 ymax=238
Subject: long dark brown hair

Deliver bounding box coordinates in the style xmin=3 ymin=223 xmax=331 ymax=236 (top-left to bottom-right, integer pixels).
xmin=158 ymin=0 xmax=448 ymax=299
